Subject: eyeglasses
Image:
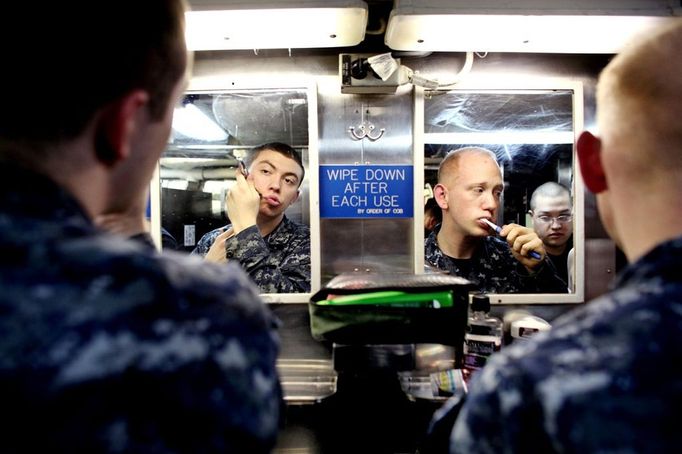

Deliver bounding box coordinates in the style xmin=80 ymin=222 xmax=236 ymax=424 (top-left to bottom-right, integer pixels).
xmin=535 ymin=214 xmax=573 ymax=224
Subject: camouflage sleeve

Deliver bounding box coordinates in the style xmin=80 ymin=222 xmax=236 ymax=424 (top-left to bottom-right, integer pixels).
xmin=442 ymin=354 xmax=555 ymax=454
xmin=226 ymin=225 xmax=311 ymax=293
xmin=486 ymin=238 xmax=568 ymax=293
xmin=163 ymin=259 xmax=283 ymax=452
xmin=517 ymin=258 xmax=569 ymax=293
xmin=26 ymin=251 xmax=282 ymax=452
xmin=191 ymin=226 xmax=228 ymax=256
xmin=128 ymin=232 xmax=157 ymax=250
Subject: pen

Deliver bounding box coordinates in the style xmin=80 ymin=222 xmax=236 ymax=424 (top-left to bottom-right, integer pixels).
xmin=481 ymin=218 xmax=542 ymax=260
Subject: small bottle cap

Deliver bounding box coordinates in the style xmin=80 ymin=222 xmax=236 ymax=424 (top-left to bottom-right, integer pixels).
xmin=471 ymin=293 xmax=490 ymax=312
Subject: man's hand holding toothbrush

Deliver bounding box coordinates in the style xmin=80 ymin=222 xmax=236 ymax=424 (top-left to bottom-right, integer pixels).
xmin=481 ymin=218 xmax=546 ymax=272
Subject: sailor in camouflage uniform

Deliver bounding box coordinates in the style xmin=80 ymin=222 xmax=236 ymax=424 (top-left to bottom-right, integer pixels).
xmin=426 ymin=18 xmax=682 ymax=454
xmin=0 ymin=1 xmax=281 ymax=452
xmin=426 ymin=227 xmax=567 ymax=293
xmin=194 ymin=142 xmax=311 ymax=293
xmin=425 ymin=147 xmax=567 ymax=293
xmin=529 ymin=182 xmax=574 ymax=286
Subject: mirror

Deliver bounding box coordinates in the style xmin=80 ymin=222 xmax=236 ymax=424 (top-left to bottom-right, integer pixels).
xmin=418 ymin=83 xmax=585 ymax=304
xmin=150 ymin=86 xmax=320 ymax=303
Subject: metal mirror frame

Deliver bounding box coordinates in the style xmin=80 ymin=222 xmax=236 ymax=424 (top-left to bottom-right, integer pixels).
xmin=412 ymin=79 xmax=585 ymax=304
xmin=150 ymin=79 xmax=321 ymax=304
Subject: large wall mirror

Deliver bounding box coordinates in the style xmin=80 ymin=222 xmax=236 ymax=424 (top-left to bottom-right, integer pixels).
xmin=415 ymin=81 xmax=585 ymax=304
xmin=150 ymin=84 xmax=320 ymax=303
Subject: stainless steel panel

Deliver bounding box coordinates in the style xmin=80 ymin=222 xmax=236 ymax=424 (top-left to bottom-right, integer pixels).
xmin=318 ymin=85 xmax=413 ymax=165
xmin=318 ymin=85 xmax=414 ymax=284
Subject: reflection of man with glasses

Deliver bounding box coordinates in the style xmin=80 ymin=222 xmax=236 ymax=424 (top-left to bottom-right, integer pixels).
xmin=530 ymin=182 xmax=573 ymax=287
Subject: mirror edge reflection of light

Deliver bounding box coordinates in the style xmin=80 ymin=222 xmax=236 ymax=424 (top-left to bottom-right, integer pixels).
xmin=173 ymin=103 xmax=229 ymax=141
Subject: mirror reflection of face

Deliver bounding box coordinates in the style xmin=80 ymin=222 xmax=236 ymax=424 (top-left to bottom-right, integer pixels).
xmin=531 ymin=194 xmax=573 ymax=249
xmin=248 ymin=149 xmax=303 ymax=219
xmin=439 ymin=153 xmax=503 ymax=238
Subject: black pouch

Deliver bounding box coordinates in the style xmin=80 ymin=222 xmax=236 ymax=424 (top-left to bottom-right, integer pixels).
xmin=309 ymin=273 xmax=474 ymax=348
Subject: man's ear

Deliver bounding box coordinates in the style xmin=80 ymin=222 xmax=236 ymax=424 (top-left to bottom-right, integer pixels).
xmin=576 ymin=131 xmax=608 ymax=194
xmin=433 ymin=183 xmax=448 ymax=210
xmin=94 ymin=90 xmax=149 ymax=166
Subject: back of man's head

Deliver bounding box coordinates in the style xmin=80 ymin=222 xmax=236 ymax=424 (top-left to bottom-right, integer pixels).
xmin=0 ymin=0 xmax=187 ymax=160
xmin=245 ymin=142 xmax=305 ymax=186
xmin=586 ymin=19 xmax=682 ymax=262
xmin=597 ymin=19 xmax=682 ymax=179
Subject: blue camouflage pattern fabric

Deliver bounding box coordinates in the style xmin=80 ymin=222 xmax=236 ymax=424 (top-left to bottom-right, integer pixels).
xmin=425 ymin=224 xmax=567 ymax=293
xmin=193 ymin=216 xmax=311 ymax=293
xmin=0 ymin=164 xmax=282 ymax=453
xmin=427 ymin=235 xmax=682 ymax=453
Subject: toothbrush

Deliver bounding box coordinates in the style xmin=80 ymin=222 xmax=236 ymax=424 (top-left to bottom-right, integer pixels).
xmin=481 ymin=218 xmax=542 ymax=260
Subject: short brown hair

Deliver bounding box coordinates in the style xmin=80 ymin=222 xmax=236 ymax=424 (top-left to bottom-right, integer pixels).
xmin=438 ymin=147 xmax=498 ymax=184
xmin=246 ymin=142 xmax=306 ymax=186
xmin=0 ymin=0 xmax=186 ymax=154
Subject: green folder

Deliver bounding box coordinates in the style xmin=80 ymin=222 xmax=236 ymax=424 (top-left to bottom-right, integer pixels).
xmin=315 ymin=290 xmax=453 ymax=308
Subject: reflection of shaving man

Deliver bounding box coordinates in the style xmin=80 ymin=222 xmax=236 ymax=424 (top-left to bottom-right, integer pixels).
xmin=193 ymin=142 xmax=310 ymax=293
xmin=425 ymin=147 xmax=566 ymax=293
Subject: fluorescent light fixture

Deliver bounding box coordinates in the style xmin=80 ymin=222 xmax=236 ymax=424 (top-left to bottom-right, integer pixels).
xmin=386 ymin=0 xmax=681 ymax=53
xmin=172 ymin=103 xmax=228 ymax=141
xmin=185 ymin=0 xmax=368 ymax=50
xmin=424 ymin=131 xmax=575 ymax=145
xmin=202 ymin=180 xmax=229 ymax=194
xmin=162 ymin=180 xmax=190 ymax=190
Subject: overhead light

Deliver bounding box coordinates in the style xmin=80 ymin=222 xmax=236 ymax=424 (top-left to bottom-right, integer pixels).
xmin=172 ymin=103 xmax=229 ymax=141
xmin=385 ymin=0 xmax=681 ymax=53
xmin=185 ymin=0 xmax=368 ymax=51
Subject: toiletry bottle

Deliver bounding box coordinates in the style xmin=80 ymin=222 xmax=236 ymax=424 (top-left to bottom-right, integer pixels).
xmin=462 ymin=293 xmax=502 ymax=381
xmin=510 ymin=315 xmax=551 ymax=343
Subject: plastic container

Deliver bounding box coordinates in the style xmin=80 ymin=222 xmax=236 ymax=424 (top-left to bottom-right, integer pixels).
xmin=462 ymin=293 xmax=502 ymax=378
xmin=308 ymin=273 xmax=474 ymax=348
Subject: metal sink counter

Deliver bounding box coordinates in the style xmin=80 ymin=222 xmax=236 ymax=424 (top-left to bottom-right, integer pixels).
xmin=277 ymin=358 xmax=337 ymax=404
xmin=271 ymin=304 xmax=455 ymax=453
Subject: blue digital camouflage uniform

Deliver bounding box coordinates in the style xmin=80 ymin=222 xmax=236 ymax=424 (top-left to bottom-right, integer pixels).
xmin=193 ymin=217 xmax=311 ymax=293
xmin=546 ymin=238 xmax=572 ymax=288
xmin=425 ymin=225 xmax=567 ymax=293
xmin=0 ymin=164 xmax=282 ymax=453
xmin=427 ymin=236 xmax=682 ymax=453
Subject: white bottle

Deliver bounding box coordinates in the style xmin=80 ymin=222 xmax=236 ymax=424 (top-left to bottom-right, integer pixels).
xmin=510 ymin=315 xmax=551 ymax=343
xmin=463 ymin=293 xmax=502 ymax=379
